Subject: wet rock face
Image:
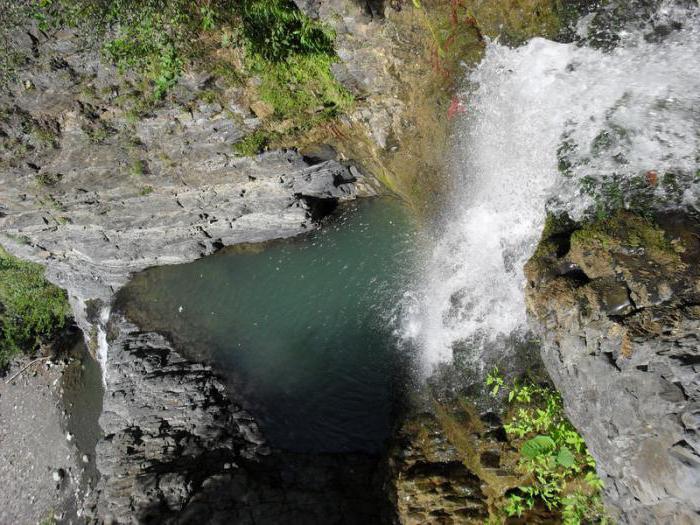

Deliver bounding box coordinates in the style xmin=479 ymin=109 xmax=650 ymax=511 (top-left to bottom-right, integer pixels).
xmin=525 ymin=211 xmax=700 ymax=524
xmin=91 ymin=315 xmax=267 ymax=522
xmin=388 ymin=411 xmax=490 ymax=524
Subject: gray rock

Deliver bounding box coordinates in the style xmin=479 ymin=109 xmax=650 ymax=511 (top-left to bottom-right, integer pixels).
xmin=0 ymin=19 xmax=363 ymax=522
xmin=88 ymin=315 xmax=266 ymax=522
xmin=525 ymin=212 xmax=700 ymax=524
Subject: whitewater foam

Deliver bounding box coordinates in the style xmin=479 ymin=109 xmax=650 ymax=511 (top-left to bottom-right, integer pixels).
xmin=96 ymin=306 xmax=111 ymax=386
xmin=403 ymin=2 xmax=700 ymax=371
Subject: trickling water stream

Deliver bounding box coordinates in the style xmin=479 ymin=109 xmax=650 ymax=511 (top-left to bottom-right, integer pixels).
xmin=402 ymin=0 xmax=700 ymax=370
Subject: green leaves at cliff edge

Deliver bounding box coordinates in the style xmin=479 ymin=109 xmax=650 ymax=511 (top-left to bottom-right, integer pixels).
xmin=486 ymin=369 xmax=608 ymax=524
xmin=521 ymin=435 xmax=556 ymax=459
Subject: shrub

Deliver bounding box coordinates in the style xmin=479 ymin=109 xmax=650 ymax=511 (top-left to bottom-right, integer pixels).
xmin=240 ymin=0 xmax=335 ymax=61
xmin=486 ymin=368 xmax=609 ymax=524
xmin=0 ymin=246 xmax=70 ymax=369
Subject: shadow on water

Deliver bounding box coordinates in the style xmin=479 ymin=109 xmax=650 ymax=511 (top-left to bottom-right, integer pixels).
xmin=114 ymin=197 xmax=419 ymax=523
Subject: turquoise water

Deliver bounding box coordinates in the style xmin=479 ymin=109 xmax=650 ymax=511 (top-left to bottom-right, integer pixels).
xmin=118 ymin=198 xmax=417 ymax=453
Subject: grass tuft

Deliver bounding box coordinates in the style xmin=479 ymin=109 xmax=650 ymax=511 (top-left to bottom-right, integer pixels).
xmin=0 ymin=245 xmax=70 ymax=369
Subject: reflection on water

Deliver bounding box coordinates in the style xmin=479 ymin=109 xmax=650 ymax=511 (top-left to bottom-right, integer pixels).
xmin=118 ymin=198 xmax=417 ymax=453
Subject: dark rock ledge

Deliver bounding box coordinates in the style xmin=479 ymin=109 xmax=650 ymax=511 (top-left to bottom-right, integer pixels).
xmin=90 ymin=316 xmax=266 ymax=523
xmin=90 ymin=315 xmax=387 ymax=525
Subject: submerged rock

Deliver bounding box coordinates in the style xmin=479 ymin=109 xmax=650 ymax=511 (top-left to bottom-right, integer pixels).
xmin=526 ymin=211 xmax=700 ymax=523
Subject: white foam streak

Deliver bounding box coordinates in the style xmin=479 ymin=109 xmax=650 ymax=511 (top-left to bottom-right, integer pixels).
xmin=97 ymin=306 xmax=111 ymax=386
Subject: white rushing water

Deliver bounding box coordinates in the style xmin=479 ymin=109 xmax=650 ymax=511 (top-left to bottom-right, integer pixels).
xmin=402 ymin=1 xmax=700 ymax=371
xmin=96 ymin=306 xmax=111 ymax=386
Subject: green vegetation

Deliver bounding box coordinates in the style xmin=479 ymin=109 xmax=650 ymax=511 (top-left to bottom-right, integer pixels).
xmin=570 ymin=210 xmax=682 ymax=264
xmin=248 ymin=51 xmax=352 ymax=127
xmin=21 ymin=0 xmax=351 ymax=153
xmin=232 ymin=130 xmax=271 ymax=156
xmin=0 ymin=246 xmax=70 ymax=369
xmin=234 ymin=0 xmax=352 ymax=154
xmin=486 ymin=368 xmax=608 ymax=524
xmin=240 ymin=0 xmax=334 ymax=60
xmin=30 ymin=0 xmax=216 ymax=100
xmin=128 ymin=158 xmax=145 ymax=177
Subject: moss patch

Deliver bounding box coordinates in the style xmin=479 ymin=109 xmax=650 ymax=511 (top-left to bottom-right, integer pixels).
xmin=571 ymin=211 xmax=682 ymax=267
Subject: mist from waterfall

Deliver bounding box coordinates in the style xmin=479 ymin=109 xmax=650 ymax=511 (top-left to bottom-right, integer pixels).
xmin=401 ymin=1 xmax=700 ymax=371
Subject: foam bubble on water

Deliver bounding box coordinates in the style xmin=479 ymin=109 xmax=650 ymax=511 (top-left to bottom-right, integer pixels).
xmin=402 ymin=3 xmax=700 ymax=372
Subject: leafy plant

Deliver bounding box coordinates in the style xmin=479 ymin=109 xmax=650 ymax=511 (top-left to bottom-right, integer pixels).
xmin=152 ymin=43 xmax=183 ymax=99
xmin=486 ymin=366 xmax=505 ymax=396
xmin=487 ymin=371 xmax=608 ymax=523
xmin=240 ymin=0 xmax=335 ymax=61
xmin=200 ymin=4 xmax=216 ymax=31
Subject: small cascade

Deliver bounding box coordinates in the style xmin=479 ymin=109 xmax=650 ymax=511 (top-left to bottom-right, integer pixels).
xmin=402 ymin=0 xmax=700 ymax=370
xmin=96 ymin=306 xmax=111 ymax=387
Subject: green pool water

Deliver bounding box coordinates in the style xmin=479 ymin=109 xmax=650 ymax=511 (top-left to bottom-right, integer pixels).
xmin=118 ymin=198 xmax=417 ymax=454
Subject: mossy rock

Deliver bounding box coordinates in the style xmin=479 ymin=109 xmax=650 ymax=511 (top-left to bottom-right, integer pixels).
xmin=569 ymin=211 xmax=683 ymax=278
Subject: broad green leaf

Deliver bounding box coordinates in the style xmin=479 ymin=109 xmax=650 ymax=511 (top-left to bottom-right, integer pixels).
xmin=557 ymin=446 xmax=576 ymax=468
xmin=521 ymin=435 xmax=556 ymax=459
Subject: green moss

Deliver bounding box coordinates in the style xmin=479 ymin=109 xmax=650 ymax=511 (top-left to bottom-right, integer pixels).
xmin=128 ymin=158 xmax=145 ymax=177
xmin=233 ymin=130 xmax=273 ymax=156
xmin=250 ymin=52 xmax=353 ymax=126
xmin=35 ymin=172 xmax=60 ymax=187
xmin=0 ymin=246 xmax=70 ymax=369
xmin=532 ymin=213 xmax=577 ymax=260
xmin=416 ymin=0 xmax=588 ymax=48
xmin=571 ymin=211 xmax=681 ymax=263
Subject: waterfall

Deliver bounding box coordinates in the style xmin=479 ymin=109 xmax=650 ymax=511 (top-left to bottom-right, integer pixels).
xmin=96 ymin=306 xmax=111 ymax=386
xmin=402 ymin=1 xmax=700 ymax=371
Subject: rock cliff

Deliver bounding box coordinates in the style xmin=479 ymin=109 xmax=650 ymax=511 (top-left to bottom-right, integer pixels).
xmin=91 ymin=316 xmax=387 ymax=524
xmin=526 ymin=211 xmax=700 ymax=523
xmin=0 ymin=17 xmax=364 ymax=521
xmin=0 ymin=20 xmax=359 ymax=314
